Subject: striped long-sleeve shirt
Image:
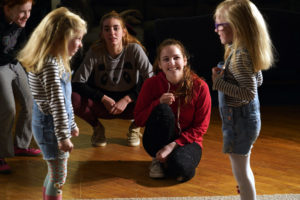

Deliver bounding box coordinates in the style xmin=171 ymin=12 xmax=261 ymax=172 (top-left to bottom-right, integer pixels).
xmin=213 ymin=47 xmax=262 ymax=107
xmin=28 ymin=56 xmax=76 ymax=141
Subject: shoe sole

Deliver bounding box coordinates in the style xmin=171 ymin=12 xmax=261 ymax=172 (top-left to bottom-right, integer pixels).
xmin=149 ymin=173 xmax=165 ymax=179
xmin=127 ymin=140 xmax=140 ymax=147
xmin=92 ymin=142 xmax=107 ymax=147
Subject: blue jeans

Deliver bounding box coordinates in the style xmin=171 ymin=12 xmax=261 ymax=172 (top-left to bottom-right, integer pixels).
xmin=218 ymin=92 xmax=261 ymax=155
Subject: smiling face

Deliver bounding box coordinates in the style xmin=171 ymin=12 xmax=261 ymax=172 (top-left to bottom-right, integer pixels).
xmin=101 ymin=17 xmax=125 ymax=49
xmin=215 ymin=13 xmax=233 ymax=45
xmin=4 ymin=1 xmax=32 ymax=27
xmin=68 ymin=31 xmax=84 ymax=57
xmin=158 ymin=44 xmax=187 ymax=84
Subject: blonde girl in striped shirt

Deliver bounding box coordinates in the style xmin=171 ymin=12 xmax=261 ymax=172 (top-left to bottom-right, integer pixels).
xmin=18 ymin=7 xmax=86 ymax=200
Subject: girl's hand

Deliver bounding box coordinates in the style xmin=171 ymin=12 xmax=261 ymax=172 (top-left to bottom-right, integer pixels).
xmin=156 ymin=142 xmax=178 ymax=162
xmin=111 ymin=96 xmax=132 ymax=115
xmin=58 ymin=138 xmax=73 ymax=152
xmin=101 ymin=95 xmax=116 ymax=113
xmin=211 ymin=67 xmax=224 ymax=82
xmin=71 ymin=127 xmax=79 ymax=137
xmin=159 ymin=93 xmax=175 ymax=105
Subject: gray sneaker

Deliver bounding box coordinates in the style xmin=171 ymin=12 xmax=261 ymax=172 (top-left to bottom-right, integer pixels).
xmin=149 ymin=158 xmax=165 ymax=178
xmin=127 ymin=122 xmax=141 ymax=146
xmin=91 ymin=123 xmax=106 ymax=147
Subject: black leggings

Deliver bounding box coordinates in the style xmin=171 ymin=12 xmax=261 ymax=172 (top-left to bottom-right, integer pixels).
xmin=143 ymin=104 xmax=202 ymax=182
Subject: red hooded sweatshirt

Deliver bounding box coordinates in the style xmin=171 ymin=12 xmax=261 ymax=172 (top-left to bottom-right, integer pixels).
xmin=134 ymin=72 xmax=211 ymax=148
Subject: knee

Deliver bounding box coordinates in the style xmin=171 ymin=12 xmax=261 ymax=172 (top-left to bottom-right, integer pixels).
xmin=167 ymin=145 xmax=202 ymax=182
xmin=25 ymin=94 xmax=33 ymax=107
xmin=153 ymin=104 xmax=173 ymax=116
xmin=233 ymin=168 xmax=252 ymax=184
xmin=24 ymin=99 xmax=33 ymax=114
xmin=18 ymin=96 xmax=33 ymax=114
xmin=167 ymin=154 xmax=196 ymax=182
xmin=147 ymin=104 xmax=175 ymax=125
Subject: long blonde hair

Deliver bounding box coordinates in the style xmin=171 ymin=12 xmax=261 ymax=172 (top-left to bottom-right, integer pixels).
xmin=214 ymin=0 xmax=274 ymax=72
xmin=91 ymin=10 xmax=145 ymax=54
xmin=153 ymin=39 xmax=201 ymax=104
xmin=18 ymin=7 xmax=87 ymax=73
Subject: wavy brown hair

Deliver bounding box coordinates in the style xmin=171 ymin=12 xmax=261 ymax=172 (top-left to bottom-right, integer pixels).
xmin=154 ymin=39 xmax=201 ymax=104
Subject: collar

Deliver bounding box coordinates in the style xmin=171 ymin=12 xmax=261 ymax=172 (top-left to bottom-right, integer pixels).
xmin=157 ymin=71 xmax=181 ymax=91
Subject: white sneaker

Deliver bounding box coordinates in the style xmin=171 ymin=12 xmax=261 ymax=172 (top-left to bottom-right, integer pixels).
xmin=149 ymin=158 xmax=165 ymax=178
xmin=127 ymin=122 xmax=141 ymax=147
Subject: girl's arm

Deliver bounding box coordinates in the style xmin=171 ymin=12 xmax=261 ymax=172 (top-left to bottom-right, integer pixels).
xmin=134 ymin=78 xmax=161 ymax=127
xmin=213 ymin=50 xmax=259 ymax=101
xmin=69 ymin=82 xmax=79 ymax=137
xmin=126 ymin=44 xmax=154 ymax=102
xmin=156 ymin=141 xmax=178 ymax=162
xmin=132 ymin=43 xmax=154 ymax=79
xmin=42 ymin=63 xmax=71 ymax=141
xmin=72 ymin=48 xmax=105 ymax=101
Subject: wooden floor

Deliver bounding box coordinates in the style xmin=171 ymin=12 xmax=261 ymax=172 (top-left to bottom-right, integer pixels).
xmin=1 ymin=106 xmax=300 ymax=200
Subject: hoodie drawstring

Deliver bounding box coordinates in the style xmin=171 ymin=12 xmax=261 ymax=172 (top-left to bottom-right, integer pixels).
xmin=167 ymin=82 xmax=181 ymax=135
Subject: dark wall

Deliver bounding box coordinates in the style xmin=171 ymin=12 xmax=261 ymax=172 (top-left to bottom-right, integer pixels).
xmin=28 ymin=0 xmax=300 ymax=106
xmin=150 ymin=10 xmax=300 ymax=106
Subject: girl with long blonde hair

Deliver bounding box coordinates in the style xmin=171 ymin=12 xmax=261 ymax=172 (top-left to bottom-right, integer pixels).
xmin=18 ymin=7 xmax=86 ymax=200
xmin=212 ymin=0 xmax=274 ymax=199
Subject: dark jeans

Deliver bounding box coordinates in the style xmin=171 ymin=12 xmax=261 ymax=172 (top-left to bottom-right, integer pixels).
xmin=143 ymin=104 xmax=202 ymax=182
xmin=72 ymin=92 xmax=135 ymax=127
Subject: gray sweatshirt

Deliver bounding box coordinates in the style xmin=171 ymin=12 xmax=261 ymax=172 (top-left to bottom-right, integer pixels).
xmin=72 ymin=43 xmax=153 ymax=102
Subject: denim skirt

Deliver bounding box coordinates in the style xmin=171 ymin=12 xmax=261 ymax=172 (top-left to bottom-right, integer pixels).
xmin=218 ymin=92 xmax=261 ymax=155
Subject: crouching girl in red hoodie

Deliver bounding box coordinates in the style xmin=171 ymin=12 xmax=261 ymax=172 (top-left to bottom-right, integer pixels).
xmin=134 ymin=39 xmax=211 ymax=182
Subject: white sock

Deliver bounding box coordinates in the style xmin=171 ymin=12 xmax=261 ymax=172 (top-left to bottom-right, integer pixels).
xmin=229 ymin=153 xmax=256 ymax=200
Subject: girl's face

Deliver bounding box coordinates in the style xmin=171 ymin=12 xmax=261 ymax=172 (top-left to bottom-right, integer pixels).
xmin=215 ymin=13 xmax=233 ymax=45
xmin=68 ymin=31 xmax=84 ymax=57
xmin=158 ymin=45 xmax=187 ymax=85
xmin=102 ymin=18 xmax=125 ymax=47
xmin=4 ymin=1 xmax=32 ymax=27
